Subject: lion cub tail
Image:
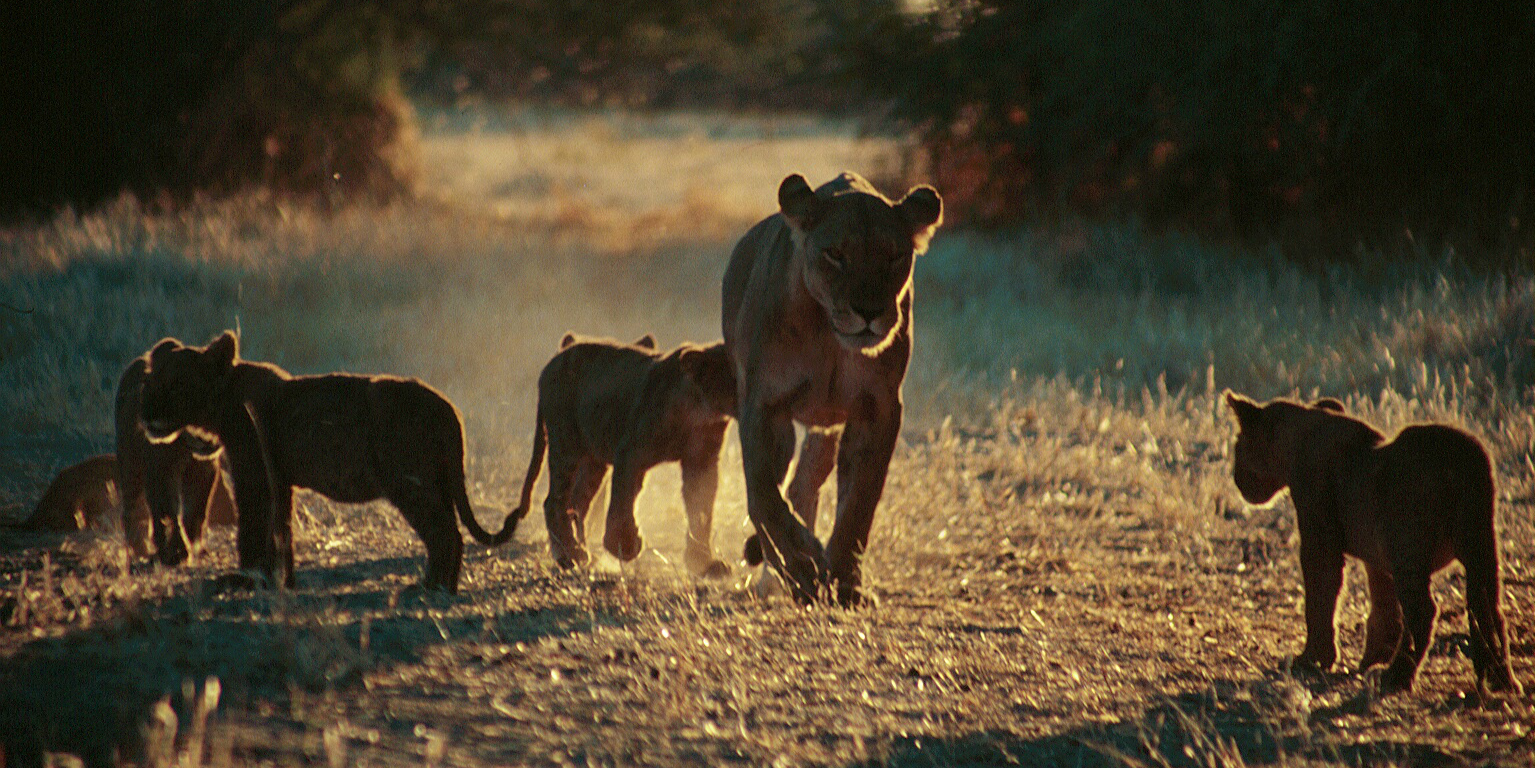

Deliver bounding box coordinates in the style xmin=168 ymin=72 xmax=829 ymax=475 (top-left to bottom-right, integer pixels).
xmin=450 ymin=412 xmax=533 ymax=548
xmin=449 ymin=416 xmax=529 ymax=547
xmin=503 ymin=405 xmax=549 ymax=537
xmin=453 ymin=477 xmax=521 ymax=547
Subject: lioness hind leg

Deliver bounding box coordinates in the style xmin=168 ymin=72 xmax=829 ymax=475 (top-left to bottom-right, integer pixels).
xmin=786 ymin=429 xmax=839 ymax=534
xmin=825 ymin=410 xmax=899 ymax=607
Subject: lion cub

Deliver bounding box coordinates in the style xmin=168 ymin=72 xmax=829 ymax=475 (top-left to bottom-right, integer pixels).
xmin=138 ymin=331 xmax=518 ymax=593
xmin=117 ymin=354 xmax=237 ymax=562
xmin=512 ymin=333 xmax=736 ymax=576
xmin=18 ymin=455 xmax=120 ymax=532
xmin=18 ymin=454 xmax=235 ymax=538
xmin=1225 ymin=391 xmax=1521 ymax=695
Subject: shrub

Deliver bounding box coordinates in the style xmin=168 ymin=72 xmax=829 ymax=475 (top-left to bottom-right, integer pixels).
xmin=866 ymin=1 xmax=1535 ymax=265
xmin=3 ymin=1 xmax=418 ymax=218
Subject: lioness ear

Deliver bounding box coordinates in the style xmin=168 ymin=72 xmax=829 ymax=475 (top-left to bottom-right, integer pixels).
xmin=1224 ymin=390 xmax=1262 ymax=427
xmin=207 ymin=330 xmax=238 ymax=370
xmin=1311 ymin=397 xmax=1345 ymax=413
xmin=778 ymin=174 xmax=824 ymax=232
xmin=634 ymin=334 xmax=657 ymax=350
xmin=560 ymin=333 xmax=577 ymax=350
xmin=897 ymin=185 xmax=943 ymax=254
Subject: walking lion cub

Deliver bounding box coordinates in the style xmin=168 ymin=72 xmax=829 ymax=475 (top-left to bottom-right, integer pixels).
xmin=1224 ymin=391 xmax=1521 ymax=695
xmin=512 ymin=334 xmax=736 ymax=575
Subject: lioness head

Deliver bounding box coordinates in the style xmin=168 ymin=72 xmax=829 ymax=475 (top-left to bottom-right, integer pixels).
xmin=778 ymin=172 xmax=943 ymax=352
xmin=141 ymin=331 xmax=239 ymax=443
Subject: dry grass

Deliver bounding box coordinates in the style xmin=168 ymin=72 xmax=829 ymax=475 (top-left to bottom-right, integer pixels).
xmin=1 ymin=110 xmax=1533 ymax=767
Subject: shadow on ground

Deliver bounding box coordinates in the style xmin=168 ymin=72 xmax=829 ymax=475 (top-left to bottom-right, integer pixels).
xmin=854 ymin=675 xmax=1527 ymax=767
xmin=0 ymin=546 xmax=602 ymax=766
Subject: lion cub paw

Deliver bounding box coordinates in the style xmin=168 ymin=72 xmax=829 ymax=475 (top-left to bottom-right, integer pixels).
xmin=692 ymin=558 xmax=732 ymax=580
xmin=1287 ymin=650 xmax=1337 ymax=676
xmin=207 ymin=571 xmax=270 ymax=593
xmin=1378 ymin=663 xmax=1418 ymax=695
xmin=553 ymin=547 xmax=591 ymax=570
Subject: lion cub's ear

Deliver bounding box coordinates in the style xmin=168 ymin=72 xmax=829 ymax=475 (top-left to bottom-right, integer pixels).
xmin=1223 ymin=390 xmax=1263 ymax=428
xmin=634 ymin=334 xmax=657 ymax=350
xmin=1311 ymin=397 xmax=1345 ymax=413
xmin=206 ymin=330 xmax=239 ymax=370
xmin=560 ymin=332 xmax=577 ymax=350
xmin=149 ymin=337 xmax=180 ymax=360
xmin=778 ymin=174 xmax=825 ymax=232
xmin=897 ymin=185 xmax=944 ymax=254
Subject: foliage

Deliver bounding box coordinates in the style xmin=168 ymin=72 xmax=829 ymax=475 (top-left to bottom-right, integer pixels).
xmin=866 ymin=1 xmax=1535 ymax=264
xmin=3 ymin=1 xmax=423 ymax=218
xmin=411 ymin=0 xmax=893 ymax=110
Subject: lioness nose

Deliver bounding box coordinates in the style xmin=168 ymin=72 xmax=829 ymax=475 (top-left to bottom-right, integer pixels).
xmin=851 ymin=303 xmax=884 ymax=324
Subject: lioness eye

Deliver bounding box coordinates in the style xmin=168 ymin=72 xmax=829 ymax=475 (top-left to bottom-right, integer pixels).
xmin=822 ymin=249 xmax=845 ymax=271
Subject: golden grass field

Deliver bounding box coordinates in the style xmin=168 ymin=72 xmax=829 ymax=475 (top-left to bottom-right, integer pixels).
xmin=2 ymin=109 xmax=1534 ymax=766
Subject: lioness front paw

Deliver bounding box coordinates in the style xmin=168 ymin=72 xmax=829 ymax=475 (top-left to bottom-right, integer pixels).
xmin=553 ymin=547 xmax=591 ymax=570
xmin=836 ymin=581 xmax=878 ymax=609
xmin=604 ymin=525 xmax=644 ymax=562
xmin=779 ymin=551 xmax=829 ymax=605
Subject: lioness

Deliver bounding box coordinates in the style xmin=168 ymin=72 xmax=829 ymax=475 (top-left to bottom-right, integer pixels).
xmin=512 ymin=333 xmax=737 ymax=575
xmin=17 ymin=454 xmax=234 ymax=538
xmin=138 ymin=331 xmax=517 ymax=593
xmin=117 ymin=356 xmax=237 ymax=562
xmin=1225 ymin=391 xmax=1522 ymax=695
xmin=723 ymin=172 xmax=942 ymax=604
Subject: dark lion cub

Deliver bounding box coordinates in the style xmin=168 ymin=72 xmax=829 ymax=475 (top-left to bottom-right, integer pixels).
xmin=1224 ymin=391 xmax=1521 ymax=695
xmin=138 ymin=331 xmax=518 ymax=593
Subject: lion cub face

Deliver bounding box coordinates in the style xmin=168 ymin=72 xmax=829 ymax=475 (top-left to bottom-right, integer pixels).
xmin=1224 ymin=392 xmax=1293 ymax=505
xmin=777 ymin=173 xmax=942 ymax=351
xmin=141 ymin=331 xmax=239 ymax=442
